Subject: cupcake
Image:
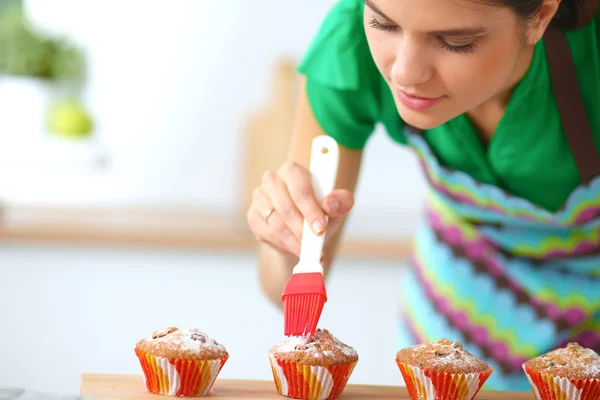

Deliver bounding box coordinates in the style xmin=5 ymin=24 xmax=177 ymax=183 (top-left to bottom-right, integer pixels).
xmin=268 ymin=328 xmax=358 ymax=400
xmin=396 ymin=338 xmax=493 ymax=400
xmin=134 ymin=326 xmax=229 ymax=397
xmin=523 ymin=342 xmax=600 ymax=400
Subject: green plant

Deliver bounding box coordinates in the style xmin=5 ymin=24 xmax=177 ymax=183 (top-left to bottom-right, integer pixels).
xmin=0 ymin=0 xmax=85 ymax=81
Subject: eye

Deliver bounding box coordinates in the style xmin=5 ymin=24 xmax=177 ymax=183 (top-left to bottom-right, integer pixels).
xmin=368 ymin=17 xmax=397 ymax=32
xmin=438 ymin=38 xmax=477 ymax=54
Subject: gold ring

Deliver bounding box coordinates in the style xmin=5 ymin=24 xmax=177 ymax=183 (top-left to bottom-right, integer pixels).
xmin=264 ymin=207 xmax=275 ymax=224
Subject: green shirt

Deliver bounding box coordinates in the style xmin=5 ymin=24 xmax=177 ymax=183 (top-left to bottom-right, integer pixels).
xmin=298 ymin=0 xmax=600 ymax=212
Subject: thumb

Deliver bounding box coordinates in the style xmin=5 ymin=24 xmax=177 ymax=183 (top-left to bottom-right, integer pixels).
xmin=322 ymin=189 xmax=354 ymax=218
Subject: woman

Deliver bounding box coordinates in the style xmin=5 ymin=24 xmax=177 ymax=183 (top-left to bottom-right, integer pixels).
xmin=247 ymin=0 xmax=599 ymax=391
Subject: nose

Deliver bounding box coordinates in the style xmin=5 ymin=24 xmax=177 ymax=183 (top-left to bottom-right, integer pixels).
xmin=391 ymin=37 xmax=433 ymax=88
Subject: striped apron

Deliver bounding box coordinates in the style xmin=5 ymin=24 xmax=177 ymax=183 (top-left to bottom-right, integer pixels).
xmin=397 ymin=26 xmax=600 ymax=391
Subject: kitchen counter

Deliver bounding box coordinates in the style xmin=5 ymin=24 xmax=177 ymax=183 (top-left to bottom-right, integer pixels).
xmin=0 ymin=206 xmax=410 ymax=260
xmin=80 ymin=373 xmax=531 ymax=399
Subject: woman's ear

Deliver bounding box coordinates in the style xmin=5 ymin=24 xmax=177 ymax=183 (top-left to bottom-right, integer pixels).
xmin=527 ymin=0 xmax=561 ymax=45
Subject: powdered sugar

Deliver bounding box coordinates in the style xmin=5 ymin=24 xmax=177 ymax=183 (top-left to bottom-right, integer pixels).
xmin=397 ymin=338 xmax=490 ymax=373
xmin=276 ymin=336 xmax=311 ymax=353
xmin=582 ymin=360 xmax=600 ymax=378
xmin=272 ymin=330 xmax=357 ymax=358
xmin=269 ymin=329 xmax=358 ymax=366
xmin=146 ymin=327 xmax=226 ymax=352
xmin=525 ymin=342 xmax=600 ymax=379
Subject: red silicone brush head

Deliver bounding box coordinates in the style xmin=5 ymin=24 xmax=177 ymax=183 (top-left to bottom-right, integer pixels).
xmin=281 ymin=272 xmax=327 ymax=337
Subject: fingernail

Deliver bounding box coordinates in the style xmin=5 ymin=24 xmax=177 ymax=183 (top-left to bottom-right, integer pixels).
xmin=312 ymin=220 xmax=324 ymax=234
xmin=326 ymin=199 xmax=339 ymax=213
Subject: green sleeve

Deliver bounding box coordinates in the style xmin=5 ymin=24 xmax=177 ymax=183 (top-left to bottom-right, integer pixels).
xmin=297 ymin=0 xmax=383 ymax=150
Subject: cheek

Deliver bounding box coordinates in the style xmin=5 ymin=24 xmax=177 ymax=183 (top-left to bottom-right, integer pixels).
xmin=440 ymin=38 xmax=520 ymax=100
xmin=365 ymin=33 xmax=396 ymax=82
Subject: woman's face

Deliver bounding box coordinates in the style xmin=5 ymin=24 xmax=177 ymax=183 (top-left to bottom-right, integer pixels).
xmin=363 ymin=0 xmax=535 ymax=129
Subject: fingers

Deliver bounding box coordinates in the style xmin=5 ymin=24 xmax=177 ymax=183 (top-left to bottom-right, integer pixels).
xmin=322 ymin=189 xmax=354 ymax=217
xmin=247 ymin=161 xmax=354 ymax=259
xmin=261 ymin=170 xmax=304 ymax=242
xmin=247 ymin=187 xmax=301 ymax=257
xmin=278 ymin=162 xmax=327 ymax=236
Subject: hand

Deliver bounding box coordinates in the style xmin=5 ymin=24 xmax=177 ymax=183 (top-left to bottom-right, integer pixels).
xmin=247 ymin=161 xmax=354 ymax=258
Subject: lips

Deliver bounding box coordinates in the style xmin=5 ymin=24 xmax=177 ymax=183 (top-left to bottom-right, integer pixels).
xmin=396 ymin=90 xmax=442 ymax=111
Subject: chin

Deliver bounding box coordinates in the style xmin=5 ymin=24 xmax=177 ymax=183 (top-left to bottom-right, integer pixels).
xmin=395 ymin=103 xmax=455 ymax=131
xmin=398 ymin=111 xmax=449 ymax=130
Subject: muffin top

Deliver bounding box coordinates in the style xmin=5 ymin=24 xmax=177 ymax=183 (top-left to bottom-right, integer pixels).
xmin=135 ymin=327 xmax=228 ymax=360
xmin=396 ymin=338 xmax=491 ymax=374
xmin=269 ymin=329 xmax=358 ymax=366
xmin=523 ymin=342 xmax=600 ymax=380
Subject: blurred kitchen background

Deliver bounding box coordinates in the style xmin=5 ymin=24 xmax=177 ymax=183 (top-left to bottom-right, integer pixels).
xmin=0 ymin=0 xmax=428 ymax=396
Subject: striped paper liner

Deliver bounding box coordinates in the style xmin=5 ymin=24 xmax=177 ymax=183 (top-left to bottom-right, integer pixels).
xmin=135 ymin=347 xmax=228 ymax=397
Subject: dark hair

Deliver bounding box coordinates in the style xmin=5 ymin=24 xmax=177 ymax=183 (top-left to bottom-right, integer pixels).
xmin=487 ymin=0 xmax=598 ymax=30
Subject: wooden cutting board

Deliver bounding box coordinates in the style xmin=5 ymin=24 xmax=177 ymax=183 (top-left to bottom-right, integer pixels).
xmin=80 ymin=373 xmax=531 ymax=399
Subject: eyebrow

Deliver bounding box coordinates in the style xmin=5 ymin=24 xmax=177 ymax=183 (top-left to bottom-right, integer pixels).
xmin=363 ymin=0 xmax=489 ymax=37
xmin=433 ymin=27 xmax=489 ymax=37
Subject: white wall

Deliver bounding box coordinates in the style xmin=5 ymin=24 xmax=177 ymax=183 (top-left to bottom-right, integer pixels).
xmin=0 ymin=0 xmax=427 ymax=239
xmin=0 ymin=243 xmax=407 ymax=396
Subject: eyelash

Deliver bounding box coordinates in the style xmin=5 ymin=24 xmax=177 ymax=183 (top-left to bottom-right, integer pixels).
xmin=368 ymin=18 xmax=477 ymax=54
xmin=368 ymin=18 xmax=396 ymax=32
xmin=439 ymin=40 xmax=476 ymax=54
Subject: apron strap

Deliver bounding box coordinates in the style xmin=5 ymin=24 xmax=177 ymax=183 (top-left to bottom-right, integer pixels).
xmin=543 ymin=25 xmax=600 ymax=184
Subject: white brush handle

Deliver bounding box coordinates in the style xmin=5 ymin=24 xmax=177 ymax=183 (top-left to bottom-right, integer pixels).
xmin=294 ymin=135 xmax=339 ymax=274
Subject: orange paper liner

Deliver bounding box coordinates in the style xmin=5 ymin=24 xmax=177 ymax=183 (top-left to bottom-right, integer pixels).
xmin=397 ymin=360 xmax=492 ymax=400
xmin=269 ymin=353 xmax=356 ymax=400
xmin=523 ymin=366 xmax=600 ymax=400
xmin=135 ymin=347 xmax=228 ymax=397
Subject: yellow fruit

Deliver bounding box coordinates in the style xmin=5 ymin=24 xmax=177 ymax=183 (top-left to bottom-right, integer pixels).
xmin=47 ymin=98 xmax=93 ymax=138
